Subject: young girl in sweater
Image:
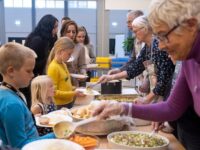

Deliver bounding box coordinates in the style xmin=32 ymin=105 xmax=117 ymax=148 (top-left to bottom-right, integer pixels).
xmin=46 ymin=37 xmax=85 ymax=109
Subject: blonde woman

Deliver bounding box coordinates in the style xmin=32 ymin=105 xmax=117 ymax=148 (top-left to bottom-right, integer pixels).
xmin=46 ymin=37 xmax=85 ymax=109
xmin=31 ymin=75 xmax=56 ymax=136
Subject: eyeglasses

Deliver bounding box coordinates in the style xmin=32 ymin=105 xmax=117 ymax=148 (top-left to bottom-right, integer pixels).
xmin=154 ymin=24 xmax=180 ymax=43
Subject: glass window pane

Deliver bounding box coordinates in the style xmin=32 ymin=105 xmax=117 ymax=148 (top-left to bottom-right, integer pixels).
xmin=69 ymin=1 xmax=77 ymax=8
xmin=78 ymin=1 xmax=87 ymax=8
xmin=23 ymin=0 xmax=32 ymax=8
xmin=55 ymin=1 xmax=64 ymax=8
xmin=4 ymin=0 xmax=13 ymax=7
xmin=46 ymin=0 xmax=55 ymax=8
xmin=35 ymin=0 xmax=45 ymax=8
xmin=14 ymin=0 xmax=23 ymax=8
xmin=88 ymin=1 xmax=96 ymax=9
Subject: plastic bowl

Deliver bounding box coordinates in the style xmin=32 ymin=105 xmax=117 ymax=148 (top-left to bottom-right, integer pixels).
xmin=107 ymin=131 xmax=169 ymax=150
xmin=71 ymin=103 xmax=126 ymax=135
xmin=133 ymin=118 xmax=151 ymax=126
xmin=22 ymin=139 xmax=85 ymax=150
xmin=75 ymin=119 xmax=125 ymax=136
xmin=75 ymin=95 xmax=94 ymax=105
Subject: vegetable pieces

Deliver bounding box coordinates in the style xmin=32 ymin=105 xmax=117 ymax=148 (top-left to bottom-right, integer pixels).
xmin=111 ymin=133 xmax=167 ymax=148
xmin=69 ymin=134 xmax=98 ymax=148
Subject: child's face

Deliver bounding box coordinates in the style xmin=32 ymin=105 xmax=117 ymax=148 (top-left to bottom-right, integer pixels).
xmin=13 ymin=58 xmax=35 ymax=89
xmin=47 ymin=80 xmax=55 ymax=98
xmin=61 ymin=49 xmax=74 ymax=62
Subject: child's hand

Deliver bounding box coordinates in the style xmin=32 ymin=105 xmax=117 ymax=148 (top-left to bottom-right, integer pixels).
xmin=35 ymin=113 xmax=42 ymax=117
xmin=75 ymin=90 xmax=86 ymax=97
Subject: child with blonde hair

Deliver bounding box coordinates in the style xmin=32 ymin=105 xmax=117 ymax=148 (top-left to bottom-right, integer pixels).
xmin=31 ymin=75 xmax=56 ymax=136
xmin=31 ymin=75 xmax=56 ymax=115
xmin=46 ymin=37 xmax=85 ymax=109
xmin=0 ymin=43 xmax=55 ymax=149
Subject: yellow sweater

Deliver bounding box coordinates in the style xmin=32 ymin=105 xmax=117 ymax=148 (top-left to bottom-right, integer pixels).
xmin=47 ymin=59 xmax=75 ymax=105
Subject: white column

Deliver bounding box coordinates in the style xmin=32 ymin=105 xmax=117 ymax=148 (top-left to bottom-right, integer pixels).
xmin=96 ymin=0 xmax=109 ymax=56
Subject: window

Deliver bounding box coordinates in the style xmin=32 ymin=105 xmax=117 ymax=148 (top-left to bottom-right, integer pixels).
xmin=68 ymin=1 xmax=77 ymax=8
xmin=35 ymin=0 xmax=45 ymax=8
xmin=55 ymin=1 xmax=64 ymax=8
xmin=13 ymin=0 xmax=23 ymax=8
xmin=35 ymin=0 xmax=64 ymax=8
xmin=78 ymin=1 xmax=87 ymax=8
xmin=4 ymin=0 xmax=96 ymax=9
xmin=46 ymin=0 xmax=55 ymax=8
xmin=4 ymin=0 xmax=14 ymax=7
xmin=4 ymin=0 xmax=32 ymax=8
xmin=88 ymin=1 xmax=96 ymax=9
xmin=68 ymin=1 xmax=96 ymax=9
xmin=23 ymin=0 xmax=32 ymax=8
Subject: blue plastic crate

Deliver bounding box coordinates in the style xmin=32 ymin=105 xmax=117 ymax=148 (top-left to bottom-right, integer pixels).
xmin=111 ymin=64 xmax=123 ymax=68
xmin=111 ymin=57 xmax=129 ymax=63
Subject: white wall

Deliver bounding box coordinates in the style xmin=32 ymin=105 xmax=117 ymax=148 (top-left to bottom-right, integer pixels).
xmin=5 ymin=8 xmax=32 ymax=33
xmin=105 ymin=0 xmax=151 ymax=11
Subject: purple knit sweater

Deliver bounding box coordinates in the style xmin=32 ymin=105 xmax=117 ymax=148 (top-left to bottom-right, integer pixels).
xmin=130 ymin=32 xmax=200 ymax=122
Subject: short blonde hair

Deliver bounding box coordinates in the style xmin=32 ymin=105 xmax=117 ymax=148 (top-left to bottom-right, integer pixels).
xmin=132 ymin=15 xmax=152 ymax=33
xmin=31 ymin=75 xmax=53 ymax=106
xmin=46 ymin=37 xmax=75 ymax=71
xmin=148 ymin=0 xmax=200 ymax=30
xmin=0 ymin=42 xmax=37 ymax=75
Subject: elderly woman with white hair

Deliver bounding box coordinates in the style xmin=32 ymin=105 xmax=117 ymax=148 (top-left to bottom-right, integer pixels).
xmin=98 ymin=15 xmax=175 ymax=104
xmin=108 ymin=10 xmax=144 ymax=76
xmin=94 ymin=0 xmax=200 ymax=149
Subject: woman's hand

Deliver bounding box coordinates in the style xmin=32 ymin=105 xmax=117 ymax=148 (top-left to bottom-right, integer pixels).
xmin=151 ymin=122 xmax=164 ymax=132
xmin=134 ymin=97 xmax=149 ymax=104
xmin=108 ymin=68 xmax=121 ymax=75
xmin=92 ymin=101 xmax=125 ymax=119
xmin=98 ymin=75 xmax=115 ymax=83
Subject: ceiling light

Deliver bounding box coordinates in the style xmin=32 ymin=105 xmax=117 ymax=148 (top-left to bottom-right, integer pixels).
xmin=112 ymin=22 xmax=118 ymax=27
xmin=15 ymin=20 xmax=21 ymax=26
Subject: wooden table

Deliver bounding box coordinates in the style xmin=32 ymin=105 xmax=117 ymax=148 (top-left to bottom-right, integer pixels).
xmin=96 ymin=125 xmax=186 ymax=150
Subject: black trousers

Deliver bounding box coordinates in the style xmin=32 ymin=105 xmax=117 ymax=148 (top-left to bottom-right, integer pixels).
xmin=176 ymin=107 xmax=200 ymax=150
xmin=177 ymin=124 xmax=200 ymax=150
